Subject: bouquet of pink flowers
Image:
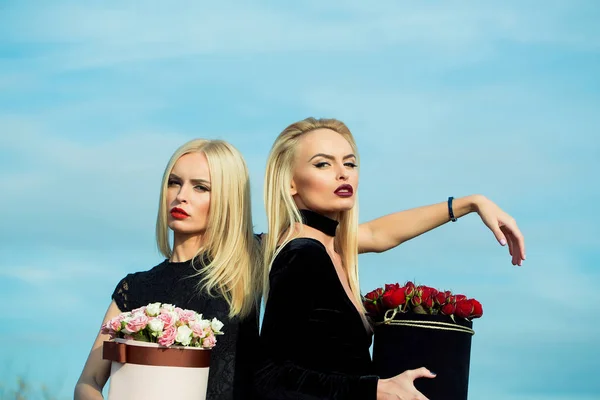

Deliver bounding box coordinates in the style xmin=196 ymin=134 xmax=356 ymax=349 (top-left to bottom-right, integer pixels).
xmin=100 ymin=302 xmax=224 ymax=349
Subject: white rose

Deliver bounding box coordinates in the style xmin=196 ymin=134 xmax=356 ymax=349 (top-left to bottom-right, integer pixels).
xmin=148 ymin=318 xmax=164 ymax=333
xmin=161 ymin=304 xmax=175 ymax=312
xmin=211 ymin=318 xmax=224 ymax=333
xmin=176 ymin=325 xmax=193 ymax=346
xmin=169 ymin=311 xmax=180 ymax=323
xmin=146 ymin=303 xmax=161 ymax=317
xmin=197 ymin=319 xmax=211 ymax=330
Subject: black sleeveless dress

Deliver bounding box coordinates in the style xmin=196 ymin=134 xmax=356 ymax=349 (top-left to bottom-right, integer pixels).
xmin=112 ymin=256 xmax=258 ymax=400
xmin=254 ymin=210 xmax=378 ymax=400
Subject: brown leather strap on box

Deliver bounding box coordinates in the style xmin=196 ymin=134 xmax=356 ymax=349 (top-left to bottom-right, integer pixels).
xmin=103 ymin=341 xmax=211 ymax=368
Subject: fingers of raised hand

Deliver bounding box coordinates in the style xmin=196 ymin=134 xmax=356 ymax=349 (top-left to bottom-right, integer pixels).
xmin=501 ymin=225 xmax=525 ymax=266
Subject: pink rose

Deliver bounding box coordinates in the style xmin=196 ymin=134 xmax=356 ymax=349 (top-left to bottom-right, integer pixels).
xmin=178 ymin=309 xmax=197 ymax=324
xmin=100 ymin=321 xmax=114 ymax=337
xmin=190 ymin=322 xmax=207 ymax=338
xmin=109 ymin=316 xmax=123 ymax=332
xmin=202 ymin=333 xmax=217 ymax=349
xmin=158 ymin=326 xmax=177 ymax=347
xmin=158 ymin=312 xmax=176 ymax=328
xmin=126 ymin=314 xmax=149 ymax=333
xmin=131 ymin=306 xmax=147 ymax=316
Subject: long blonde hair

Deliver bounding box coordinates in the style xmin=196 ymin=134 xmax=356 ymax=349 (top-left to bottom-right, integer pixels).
xmin=156 ymin=139 xmax=261 ymax=318
xmin=263 ymin=118 xmax=361 ymax=308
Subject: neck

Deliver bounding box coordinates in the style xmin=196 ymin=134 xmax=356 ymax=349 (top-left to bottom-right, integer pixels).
xmin=170 ymin=233 xmax=205 ymax=262
xmin=298 ymin=209 xmax=339 ymax=240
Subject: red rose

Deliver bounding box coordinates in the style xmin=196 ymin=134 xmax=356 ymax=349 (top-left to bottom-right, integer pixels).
xmin=411 ymin=295 xmax=422 ymax=307
xmin=364 ymin=288 xmax=383 ymax=302
xmin=447 ymin=295 xmax=456 ymax=304
xmin=385 ymin=283 xmax=400 ymax=292
xmin=403 ymin=282 xmax=416 ymax=298
xmin=364 ymin=301 xmax=380 ymax=316
xmin=455 ymin=299 xmax=474 ymax=319
xmin=382 ymin=288 xmax=406 ymax=309
xmin=455 ymin=294 xmax=467 ymax=302
xmin=422 ymin=295 xmax=434 ymax=310
xmin=419 ymin=286 xmax=438 ymax=298
xmin=434 ymin=291 xmax=447 ymax=306
xmin=470 ymin=299 xmax=483 ymax=318
xmin=363 ymin=288 xmax=384 ymax=316
xmin=441 ymin=302 xmax=456 ymax=316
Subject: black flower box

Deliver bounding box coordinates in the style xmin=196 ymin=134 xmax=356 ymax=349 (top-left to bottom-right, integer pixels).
xmin=372 ymin=312 xmax=474 ymax=400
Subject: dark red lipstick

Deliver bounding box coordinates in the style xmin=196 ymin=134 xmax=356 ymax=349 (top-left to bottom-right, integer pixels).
xmin=334 ymin=184 xmax=354 ymax=198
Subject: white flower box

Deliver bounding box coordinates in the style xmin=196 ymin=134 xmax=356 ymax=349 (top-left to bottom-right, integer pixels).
xmin=103 ymin=338 xmax=211 ymax=400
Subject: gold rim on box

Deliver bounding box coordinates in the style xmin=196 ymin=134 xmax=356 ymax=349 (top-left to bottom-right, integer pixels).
xmin=374 ymin=309 xmax=475 ymax=335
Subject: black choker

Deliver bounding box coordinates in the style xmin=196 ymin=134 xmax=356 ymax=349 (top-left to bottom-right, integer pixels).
xmin=299 ymin=209 xmax=339 ymax=237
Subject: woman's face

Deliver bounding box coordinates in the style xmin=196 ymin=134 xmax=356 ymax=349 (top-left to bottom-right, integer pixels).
xmin=291 ymin=128 xmax=358 ymax=218
xmin=166 ymin=152 xmax=212 ymax=238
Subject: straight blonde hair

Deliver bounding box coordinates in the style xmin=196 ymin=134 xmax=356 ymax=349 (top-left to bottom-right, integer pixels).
xmin=263 ymin=118 xmax=362 ymax=309
xmin=156 ymin=139 xmax=261 ymax=318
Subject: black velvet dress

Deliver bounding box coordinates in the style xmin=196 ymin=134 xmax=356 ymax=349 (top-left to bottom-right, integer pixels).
xmin=254 ymin=210 xmax=378 ymax=400
xmin=112 ymin=255 xmax=258 ymax=400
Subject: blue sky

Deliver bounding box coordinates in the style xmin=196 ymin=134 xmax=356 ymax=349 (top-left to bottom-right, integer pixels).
xmin=0 ymin=1 xmax=599 ymax=399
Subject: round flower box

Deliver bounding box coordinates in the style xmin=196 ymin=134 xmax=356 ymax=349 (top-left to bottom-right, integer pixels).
xmin=103 ymin=338 xmax=211 ymax=400
xmin=372 ymin=313 xmax=474 ymax=400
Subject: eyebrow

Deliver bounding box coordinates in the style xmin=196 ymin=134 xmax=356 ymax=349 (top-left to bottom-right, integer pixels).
xmin=169 ymin=173 xmax=211 ymax=185
xmin=308 ymin=153 xmax=356 ymax=162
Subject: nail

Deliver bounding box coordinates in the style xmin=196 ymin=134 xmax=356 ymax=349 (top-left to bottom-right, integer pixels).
xmin=430 ymin=371 xmax=437 ymax=376
xmin=500 ymin=239 xmax=507 ymax=246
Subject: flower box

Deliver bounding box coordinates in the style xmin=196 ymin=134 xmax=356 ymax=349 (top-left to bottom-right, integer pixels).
xmin=364 ymin=282 xmax=481 ymax=400
xmin=99 ymin=302 xmax=224 ymax=400
xmin=103 ymin=339 xmax=211 ymax=400
xmin=373 ymin=312 xmax=473 ymax=399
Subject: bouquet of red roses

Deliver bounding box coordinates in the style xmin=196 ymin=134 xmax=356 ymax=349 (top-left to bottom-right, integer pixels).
xmin=365 ymin=281 xmax=482 ymax=400
xmin=363 ymin=281 xmax=483 ymax=322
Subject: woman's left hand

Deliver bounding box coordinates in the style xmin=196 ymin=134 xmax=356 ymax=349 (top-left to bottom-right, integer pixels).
xmin=474 ymin=196 xmax=526 ymax=266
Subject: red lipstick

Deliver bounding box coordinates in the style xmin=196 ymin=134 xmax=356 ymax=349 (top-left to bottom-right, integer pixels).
xmin=334 ymin=184 xmax=354 ymax=198
xmin=170 ymin=207 xmax=190 ymax=219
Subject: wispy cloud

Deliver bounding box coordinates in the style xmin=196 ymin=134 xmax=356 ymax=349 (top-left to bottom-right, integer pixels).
xmin=2 ymin=1 xmax=598 ymax=72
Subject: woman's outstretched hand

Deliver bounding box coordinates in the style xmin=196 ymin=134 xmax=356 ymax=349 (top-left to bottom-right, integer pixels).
xmin=474 ymin=195 xmax=526 ymax=266
xmin=377 ymin=367 xmax=436 ymax=400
